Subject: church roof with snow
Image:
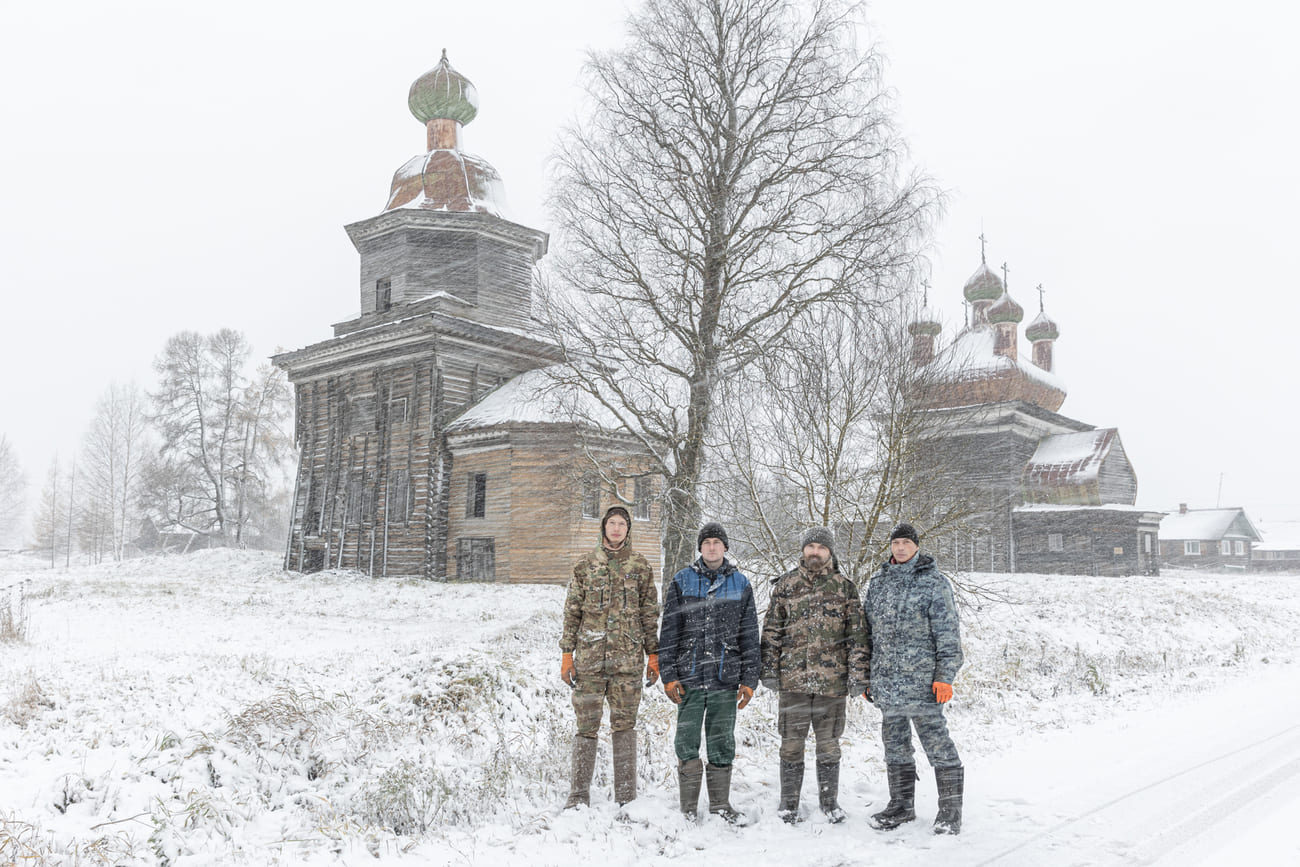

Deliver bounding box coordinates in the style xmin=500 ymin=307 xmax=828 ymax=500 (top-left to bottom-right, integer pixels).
xmin=447 ymin=366 xmax=629 ymax=433
xmin=1022 ymin=429 xmax=1119 ymax=488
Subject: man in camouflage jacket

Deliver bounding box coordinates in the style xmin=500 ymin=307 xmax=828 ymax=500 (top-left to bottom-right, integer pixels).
xmin=760 ymin=526 xmax=869 ymax=823
xmin=559 ymin=505 xmax=660 ymax=809
xmin=862 ymin=522 xmax=964 ymax=835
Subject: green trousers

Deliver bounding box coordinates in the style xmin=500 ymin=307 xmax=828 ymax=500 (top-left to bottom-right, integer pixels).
xmin=674 ymin=687 xmax=738 ymax=766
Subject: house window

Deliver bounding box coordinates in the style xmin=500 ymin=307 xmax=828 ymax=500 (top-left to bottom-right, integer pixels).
xmin=1047 ymin=533 xmax=1064 ymax=552
xmin=1184 ymin=541 xmax=1201 ymax=556
xmin=376 ymin=278 xmax=392 ymax=312
xmin=1144 ymin=534 xmax=1152 ymax=553
xmin=388 ymin=468 xmax=411 ymax=522
xmin=633 ymin=476 xmax=652 ymax=520
xmin=1220 ymin=540 xmax=1232 ymax=556
xmin=456 ymin=537 xmax=496 ymax=581
xmin=1234 ymin=540 xmax=1245 ymax=555
xmin=582 ymin=474 xmax=601 ymax=518
xmin=466 ymin=472 xmax=487 ymax=518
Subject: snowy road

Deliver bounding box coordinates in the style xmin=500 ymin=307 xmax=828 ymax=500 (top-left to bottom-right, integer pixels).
xmin=968 ymin=663 xmax=1300 ymax=866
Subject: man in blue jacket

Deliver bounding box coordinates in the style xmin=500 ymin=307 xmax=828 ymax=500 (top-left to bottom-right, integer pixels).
xmin=658 ymin=522 xmax=761 ymax=823
xmin=863 ymin=522 xmax=965 ymax=835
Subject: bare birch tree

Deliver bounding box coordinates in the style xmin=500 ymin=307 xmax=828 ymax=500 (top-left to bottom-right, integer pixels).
xmin=144 ymin=330 xmax=292 ymax=545
xmin=77 ymin=383 xmax=150 ymax=562
xmin=710 ymin=300 xmax=976 ymax=581
xmin=542 ymin=0 xmax=936 ymax=578
xmin=30 ymin=457 xmax=69 ymax=565
xmin=0 ymin=435 xmax=26 ymax=546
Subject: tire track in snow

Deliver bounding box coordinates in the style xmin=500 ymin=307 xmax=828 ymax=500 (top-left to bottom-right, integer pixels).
xmin=977 ymin=721 xmax=1300 ymax=865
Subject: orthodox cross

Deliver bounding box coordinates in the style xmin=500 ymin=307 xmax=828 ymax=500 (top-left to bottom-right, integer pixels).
xmin=1000 ymin=261 xmax=1010 ymax=289
xmin=978 ymin=231 xmax=988 ymax=264
xmin=1036 ymin=283 xmax=1046 ymax=312
xmin=921 ymin=279 xmax=931 ymax=307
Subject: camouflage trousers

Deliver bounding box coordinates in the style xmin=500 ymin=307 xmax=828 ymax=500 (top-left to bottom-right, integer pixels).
xmin=778 ymin=692 xmax=846 ymax=764
xmin=881 ymin=707 xmax=961 ymax=769
xmin=572 ymin=674 xmax=643 ymax=738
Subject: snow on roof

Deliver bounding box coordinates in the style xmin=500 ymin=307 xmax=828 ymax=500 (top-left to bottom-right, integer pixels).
xmin=447 ymin=366 xmax=628 ymax=432
xmin=1254 ymin=520 xmax=1300 ymax=551
xmin=1023 ymin=429 xmax=1116 ymax=488
xmin=929 ymin=326 xmax=1065 ymax=392
xmin=1158 ymin=508 xmax=1260 ymax=542
xmin=1014 ymin=503 xmax=1157 ymax=513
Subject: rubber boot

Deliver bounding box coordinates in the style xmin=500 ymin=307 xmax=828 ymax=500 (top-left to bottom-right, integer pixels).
xmin=612 ymin=729 xmax=637 ymax=806
xmin=816 ymin=760 xmax=846 ymax=823
xmin=706 ymin=763 xmax=745 ymax=824
xmin=678 ymin=758 xmax=703 ymax=819
xmin=563 ymin=735 xmax=598 ymax=809
xmin=777 ymin=760 xmax=804 ymax=824
xmin=869 ymin=763 xmax=917 ymax=830
xmin=933 ymin=766 xmax=964 ymax=835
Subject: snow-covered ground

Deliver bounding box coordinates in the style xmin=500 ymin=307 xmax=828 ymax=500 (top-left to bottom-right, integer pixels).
xmin=2 ymin=550 xmax=1298 ymax=866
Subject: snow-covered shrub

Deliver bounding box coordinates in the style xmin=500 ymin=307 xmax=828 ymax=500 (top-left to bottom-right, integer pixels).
xmin=3 ymin=673 xmax=53 ymax=727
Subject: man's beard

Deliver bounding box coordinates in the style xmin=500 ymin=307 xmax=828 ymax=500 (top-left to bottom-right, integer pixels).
xmin=804 ymin=554 xmax=828 ymax=571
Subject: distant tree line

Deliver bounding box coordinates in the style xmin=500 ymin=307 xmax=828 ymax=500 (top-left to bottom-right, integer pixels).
xmin=19 ymin=328 xmax=293 ymax=565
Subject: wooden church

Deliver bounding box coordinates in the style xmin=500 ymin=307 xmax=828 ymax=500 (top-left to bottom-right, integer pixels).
xmin=909 ymin=245 xmax=1163 ymax=576
xmin=274 ymin=53 xmax=661 ymax=582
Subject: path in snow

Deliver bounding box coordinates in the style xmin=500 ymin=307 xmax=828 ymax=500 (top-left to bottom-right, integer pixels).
xmin=968 ymin=661 xmax=1300 ymax=866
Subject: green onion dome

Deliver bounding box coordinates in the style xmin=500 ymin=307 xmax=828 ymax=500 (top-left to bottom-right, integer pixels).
xmin=408 ymin=50 xmax=479 ymax=126
xmin=1025 ymin=310 xmax=1060 ymax=341
xmin=963 ymin=262 xmax=1004 ymax=303
xmin=987 ymin=290 xmax=1024 ymax=324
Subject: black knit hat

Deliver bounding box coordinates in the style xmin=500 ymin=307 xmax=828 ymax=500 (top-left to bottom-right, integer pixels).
xmin=602 ymin=506 xmax=632 ymax=542
xmin=801 ymin=526 xmax=835 ymax=554
xmin=889 ymin=522 xmax=920 ymax=545
xmin=697 ymin=522 xmax=729 ymax=551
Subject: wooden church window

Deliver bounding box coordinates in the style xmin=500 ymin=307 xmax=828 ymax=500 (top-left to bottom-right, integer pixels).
xmin=376 ymin=278 xmax=392 ymax=312
xmin=388 ymin=468 xmax=411 ymax=522
xmin=348 ymin=395 xmax=376 ymax=435
xmin=581 ymin=475 xmax=601 ymax=518
xmin=1047 ymin=533 xmax=1063 ymax=552
xmin=633 ymin=476 xmax=652 ymax=520
xmin=466 ymin=472 xmax=487 ymax=518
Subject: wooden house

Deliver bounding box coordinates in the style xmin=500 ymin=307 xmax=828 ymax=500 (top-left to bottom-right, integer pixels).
xmin=273 ymin=54 xmax=660 ymax=582
xmin=1158 ymin=505 xmax=1261 ymax=571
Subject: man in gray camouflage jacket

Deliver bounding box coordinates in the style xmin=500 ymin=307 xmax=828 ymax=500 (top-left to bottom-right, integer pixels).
xmin=760 ymin=526 xmax=870 ymax=824
xmin=862 ymin=522 xmax=965 ymax=835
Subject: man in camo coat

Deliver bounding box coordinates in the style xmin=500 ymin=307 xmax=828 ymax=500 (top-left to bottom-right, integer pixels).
xmin=559 ymin=505 xmax=660 ymax=809
xmin=862 ymin=522 xmax=965 ymax=835
xmin=760 ymin=526 xmax=870 ymax=823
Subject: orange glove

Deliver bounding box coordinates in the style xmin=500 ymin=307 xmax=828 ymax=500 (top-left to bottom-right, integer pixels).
xmin=736 ymin=685 xmax=754 ymax=710
xmin=645 ymin=653 xmax=660 ymax=685
xmin=664 ymin=680 xmax=685 ymax=703
xmin=933 ymin=681 xmax=953 ymax=703
xmin=561 ymin=652 xmax=576 ymax=686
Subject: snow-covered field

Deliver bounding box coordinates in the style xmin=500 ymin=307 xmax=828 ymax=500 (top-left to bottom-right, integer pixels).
xmin=2 ymin=550 xmax=1299 ymax=866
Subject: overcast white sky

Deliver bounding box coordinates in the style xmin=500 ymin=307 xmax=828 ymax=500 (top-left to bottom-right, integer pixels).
xmin=2 ymin=0 xmax=1297 ymax=533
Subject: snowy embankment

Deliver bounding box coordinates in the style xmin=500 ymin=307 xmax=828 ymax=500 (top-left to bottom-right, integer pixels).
xmin=1 ymin=551 xmax=1298 ymax=866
